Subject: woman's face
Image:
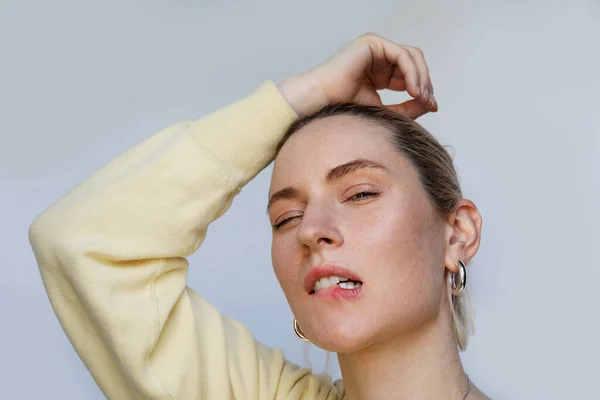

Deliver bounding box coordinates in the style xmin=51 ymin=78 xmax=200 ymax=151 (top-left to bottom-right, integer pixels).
xmin=269 ymin=115 xmax=451 ymax=353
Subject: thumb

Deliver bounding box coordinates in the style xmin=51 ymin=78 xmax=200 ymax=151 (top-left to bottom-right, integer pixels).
xmin=385 ymin=99 xmax=435 ymax=120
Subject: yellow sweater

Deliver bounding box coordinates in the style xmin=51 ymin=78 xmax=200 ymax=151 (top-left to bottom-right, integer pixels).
xmin=29 ymin=82 xmax=345 ymax=400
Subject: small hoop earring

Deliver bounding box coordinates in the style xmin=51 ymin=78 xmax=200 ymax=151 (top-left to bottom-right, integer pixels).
xmin=293 ymin=318 xmax=309 ymax=342
xmin=450 ymin=260 xmax=467 ymax=296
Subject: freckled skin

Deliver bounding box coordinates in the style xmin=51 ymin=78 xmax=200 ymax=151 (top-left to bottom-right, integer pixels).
xmin=269 ymin=115 xmax=450 ymax=353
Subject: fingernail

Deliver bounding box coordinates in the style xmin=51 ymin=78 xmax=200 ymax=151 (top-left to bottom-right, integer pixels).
xmin=416 ymin=85 xmax=421 ymax=96
xmin=429 ymin=94 xmax=436 ymax=108
xmin=423 ymin=88 xmax=429 ymax=103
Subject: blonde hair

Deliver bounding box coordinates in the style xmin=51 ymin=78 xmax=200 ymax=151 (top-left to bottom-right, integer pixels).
xmin=277 ymin=103 xmax=474 ymax=350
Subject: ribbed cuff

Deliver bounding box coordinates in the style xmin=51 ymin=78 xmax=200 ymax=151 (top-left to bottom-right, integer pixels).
xmin=190 ymin=81 xmax=299 ymax=188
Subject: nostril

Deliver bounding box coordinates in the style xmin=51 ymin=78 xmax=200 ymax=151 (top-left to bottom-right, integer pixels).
xmin=318 ymin=237 xmax=333 ymax=244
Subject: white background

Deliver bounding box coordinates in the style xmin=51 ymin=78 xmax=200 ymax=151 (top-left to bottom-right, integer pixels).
xmin=1 ymin=1 xmax=599 ymax=398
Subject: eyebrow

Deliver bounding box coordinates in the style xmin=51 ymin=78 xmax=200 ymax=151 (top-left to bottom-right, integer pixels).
xmin=267 ymin=158 xmax=389 ymax=212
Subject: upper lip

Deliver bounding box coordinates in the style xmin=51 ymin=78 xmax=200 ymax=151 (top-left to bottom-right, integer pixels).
xmin=303 ymin=264 xmax=363 ymax=293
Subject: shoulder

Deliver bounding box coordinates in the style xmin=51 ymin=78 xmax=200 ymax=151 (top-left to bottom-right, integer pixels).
xmin=276 ymin=360 xmax=345 ymax=399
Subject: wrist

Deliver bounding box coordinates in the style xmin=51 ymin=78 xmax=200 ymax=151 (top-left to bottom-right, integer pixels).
xmin=277 ymin=73 xmax=328 ymax=118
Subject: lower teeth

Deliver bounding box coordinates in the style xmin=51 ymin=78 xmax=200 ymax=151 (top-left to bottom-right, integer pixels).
xmin=338 ymin=281 xmax=362 ymax=290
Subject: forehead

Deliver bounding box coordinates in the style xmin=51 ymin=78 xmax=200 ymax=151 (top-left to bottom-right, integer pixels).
xmin=271 ymin=115 xmax=405 ymax=185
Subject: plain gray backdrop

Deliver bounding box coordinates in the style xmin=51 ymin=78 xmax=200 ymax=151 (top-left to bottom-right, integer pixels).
xmin=1 ymin=0 xmax=599 ymax=398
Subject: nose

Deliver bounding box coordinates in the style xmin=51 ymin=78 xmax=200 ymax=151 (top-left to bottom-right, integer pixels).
xmin=296 ymin=202 xmax=344 ymax=251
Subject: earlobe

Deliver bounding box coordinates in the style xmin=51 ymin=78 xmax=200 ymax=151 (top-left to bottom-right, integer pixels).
xmin=444 ymin=199 xmax=482 ymax=270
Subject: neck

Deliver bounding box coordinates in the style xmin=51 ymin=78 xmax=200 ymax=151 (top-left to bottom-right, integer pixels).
xmin=337 ymin=316 xmax=469 ymax=400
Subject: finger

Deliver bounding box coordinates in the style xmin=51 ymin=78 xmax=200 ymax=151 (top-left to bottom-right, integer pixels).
xmin=354 ymin=84 xmax=384 ymax=106
xmin=404 ymin=46 xmax=435 ymax=109
xmin=387 ymin=75 xmax=407 ymax=92
xmin=360 ymin=34 xmax=435 ymax=109
xmin=385 ymin=99 xmax=432 ymax=120
xmin=367 ymin=36 xmax=420 ymax=98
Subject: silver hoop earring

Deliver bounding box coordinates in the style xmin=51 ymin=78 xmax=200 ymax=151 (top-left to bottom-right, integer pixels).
xmin=450 ymin=260 xmax=467 ymax=296
xmin=293 ymin=318 xmax=309 ymax=342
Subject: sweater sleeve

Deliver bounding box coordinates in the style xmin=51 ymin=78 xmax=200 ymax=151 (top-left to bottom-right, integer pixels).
xmin=28 ymin=81 xmax=343 ymax=400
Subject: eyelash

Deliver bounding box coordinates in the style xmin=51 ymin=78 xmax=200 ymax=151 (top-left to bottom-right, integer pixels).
xmin=272 ymin=191 xmax=380 ymax=231
xmin=349 ymin=191 xmax=379 ymax=202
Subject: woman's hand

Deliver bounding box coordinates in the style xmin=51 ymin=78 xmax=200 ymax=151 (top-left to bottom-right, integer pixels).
xmin=278 ymin=32 xmax=437 ymax=119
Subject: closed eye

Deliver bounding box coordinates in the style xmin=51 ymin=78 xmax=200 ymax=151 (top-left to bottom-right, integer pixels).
xmin=273 ymin=215 xmax=302 ymax=231
xmin=348 ymin=191 xmax=380 ymax=202
xmin=273 ymin=192 xmax=380 ymax=230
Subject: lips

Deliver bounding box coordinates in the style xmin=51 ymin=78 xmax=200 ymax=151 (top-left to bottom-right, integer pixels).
xmin=303 ymin=264 xmax=364 ymax=294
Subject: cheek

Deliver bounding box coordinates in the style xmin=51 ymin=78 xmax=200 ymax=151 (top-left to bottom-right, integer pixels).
xmin=358 ymin=199 xmax=445 ymax=297
xmin=271 ymin=236 xmax=302 ymax=294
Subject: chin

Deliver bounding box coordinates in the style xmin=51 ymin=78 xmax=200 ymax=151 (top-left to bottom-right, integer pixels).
xmin=309 ymin=320 xmax=374 ymax=353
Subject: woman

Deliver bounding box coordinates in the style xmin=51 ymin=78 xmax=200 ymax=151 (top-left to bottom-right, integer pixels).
xmin=30 ymin=33 xmax=487 ymax=399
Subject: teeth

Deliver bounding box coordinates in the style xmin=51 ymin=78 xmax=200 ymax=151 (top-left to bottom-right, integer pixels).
xmin=317 ymin=277 xmax=332 ymax=289
xmin=339 ymin=282 xmax=355 ymax=289
xmin=339 ymin=282 xmax=362 ymax=289
xmin=314 ymin=280 xmax=322 ymax=291
xmin=312 ymin=276 xmax=361 ymax=293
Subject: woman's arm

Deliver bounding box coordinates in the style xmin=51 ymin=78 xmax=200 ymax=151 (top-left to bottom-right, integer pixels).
xmin=29 ymin=82 xmax=299 ymax=399
xmin=29 ymin=33 xmax=435 ymax=400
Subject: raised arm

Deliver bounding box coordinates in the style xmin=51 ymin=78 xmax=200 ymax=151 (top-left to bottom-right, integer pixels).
xmin=29 ymin=82 xmax=300 ymax=399
xmin=29 ymin=34 xmax=436 ymax=400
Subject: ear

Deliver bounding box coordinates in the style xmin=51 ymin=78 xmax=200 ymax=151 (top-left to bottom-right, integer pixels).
xmin=444 ymin=199 xmax=483 ymax=272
